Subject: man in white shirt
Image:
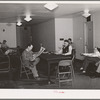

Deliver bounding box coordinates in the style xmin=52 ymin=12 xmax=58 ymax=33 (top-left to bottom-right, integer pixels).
xmin=80 ymin=47 xmax=100 ymax=73
xmin=56 ymin=39 xmax=72 ymax=56
xmin=68 ymin=38 xmax=76 ymax=50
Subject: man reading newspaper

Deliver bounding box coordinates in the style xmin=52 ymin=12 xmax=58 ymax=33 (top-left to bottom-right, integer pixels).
xmin=22 ymin=43 xmax=45 ymax=80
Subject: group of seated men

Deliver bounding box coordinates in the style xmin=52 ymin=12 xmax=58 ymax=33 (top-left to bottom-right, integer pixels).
xmin=0 ymin=38 xmax=76 ymax=80
xmin=2 ymin=38 xmax=100 ymax=80
xmin=21 ymin=38 xmax=75 ymax=80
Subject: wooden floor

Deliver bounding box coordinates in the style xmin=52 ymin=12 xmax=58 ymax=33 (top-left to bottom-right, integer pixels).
xmin=0 ymin=59 xmax=100 ymax=89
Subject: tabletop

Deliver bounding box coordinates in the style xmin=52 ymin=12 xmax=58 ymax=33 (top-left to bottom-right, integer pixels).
xmin=40 ymin=53 xmax=71 ymax=61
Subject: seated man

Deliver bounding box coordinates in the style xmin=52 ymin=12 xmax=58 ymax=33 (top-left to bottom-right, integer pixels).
xmin=68 ymin=38 xmax=76 ymax=50
xmin=22 ymin=43 xmax=45 ymax=80
xmin=80 ymin=47 xmax=100 ymax=73
xmin=1 ymin=40 xmax=9 ymax=53
xmin=56 ymin=39 xmax=72 ymax=56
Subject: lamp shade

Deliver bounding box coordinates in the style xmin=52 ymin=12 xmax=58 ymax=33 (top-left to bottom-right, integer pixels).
xmin=44 ymin=3 xmax=58 ymax=11
xmin=17 ymin=21 xmax=22 ymax=26
xmin=24 ymin=15 xmax=32 ymax=22
xmin=82 ymin=9 xmax=91 ymax=18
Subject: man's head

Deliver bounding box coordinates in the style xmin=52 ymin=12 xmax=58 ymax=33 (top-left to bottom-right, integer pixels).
xmin=27 ymin=43 xmax=33 ymax=51
xmin=3 ymin=40 xmax=7 ymax=44
xmin=64 ymin=39 xmax=69 ymax=47
xmin=68 ymin=38 xmax=72 ymax=44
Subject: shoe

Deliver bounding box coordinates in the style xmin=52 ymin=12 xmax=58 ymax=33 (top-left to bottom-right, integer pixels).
xmin=34 ymin=77 xmax=41 ymax=80
xmin=82 ymin=71 xmax=86 ymax=73
xmin=80 ymin=67 xmax=83 ymax=70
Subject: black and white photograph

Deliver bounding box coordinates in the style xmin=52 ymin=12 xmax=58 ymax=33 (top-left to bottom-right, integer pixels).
xmin=0 ymin=0 xmax=100 ymax=99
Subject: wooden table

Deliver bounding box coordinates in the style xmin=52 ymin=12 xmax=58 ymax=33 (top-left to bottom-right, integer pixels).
xmin=40 ymin=53 xmax=71 ymax=84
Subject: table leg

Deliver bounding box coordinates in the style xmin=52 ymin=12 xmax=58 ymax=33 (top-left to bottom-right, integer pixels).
xmin=48 ymin=62 xmax=51 ymax=84
xmin=47 ymin=62 xmax=55 ymax=85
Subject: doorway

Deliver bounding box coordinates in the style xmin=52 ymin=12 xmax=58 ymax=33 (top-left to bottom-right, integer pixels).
xmin=84 ymin=21 xmax=93 ymax=53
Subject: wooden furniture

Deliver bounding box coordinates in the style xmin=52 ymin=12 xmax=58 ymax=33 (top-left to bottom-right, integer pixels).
xmin=40 ymin=53 xmax=72 ymax=84
xmin=0 ymin=55 xmax=11 ymax=78
xmin=0 ymin=48 xmax=21 ymax=80
xmin=56 ymin=51 xmax=75 ymax=88
xmin=57 ymin=49 xmax=76 ymax=87
xmin=20 ymin=56 xmax=33 ymax=79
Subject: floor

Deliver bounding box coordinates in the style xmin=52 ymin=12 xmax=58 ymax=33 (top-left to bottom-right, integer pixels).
xmin=0 ymin=59 xmax=100 ymax=89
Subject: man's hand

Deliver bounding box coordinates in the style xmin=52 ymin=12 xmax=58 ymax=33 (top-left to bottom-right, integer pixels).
xmin=40 ymin=47 xmax=45 ymax=51
xmin=32 ymin=54 xmax=37 ymax=61
xmin=62 ymin=53 xmax=66 ymax=56
xmin=40 ymin=47 xmax=45 ymax=53
xmin=95 ymin=61 xmax=100 ymax=66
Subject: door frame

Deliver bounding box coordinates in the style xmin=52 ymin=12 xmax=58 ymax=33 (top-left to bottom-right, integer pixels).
xmin=84 ymin=21 xmax=94 ymax=53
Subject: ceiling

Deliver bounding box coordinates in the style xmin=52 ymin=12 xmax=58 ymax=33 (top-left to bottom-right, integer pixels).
xmin=0 ymin=2 xmax=100 ymax=25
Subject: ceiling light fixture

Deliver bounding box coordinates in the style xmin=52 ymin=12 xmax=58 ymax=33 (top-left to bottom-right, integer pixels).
xmin=44 ymin=3 xmax=58 ymax=11
xmin=82 ymin=9 xmax=91 ymax=18
xmin=24 ymin=14 xmax=32 ymax=22
xmin=17 ymin=20 xmax=22 ymax=26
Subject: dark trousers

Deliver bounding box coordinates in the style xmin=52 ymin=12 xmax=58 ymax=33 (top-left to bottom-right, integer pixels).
xmin=82 ymin=56 xmax=100 ymax=71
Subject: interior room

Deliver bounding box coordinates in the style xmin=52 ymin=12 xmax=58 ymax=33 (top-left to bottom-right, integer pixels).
xmin=1 ymin=1 xmax=100 ymax=89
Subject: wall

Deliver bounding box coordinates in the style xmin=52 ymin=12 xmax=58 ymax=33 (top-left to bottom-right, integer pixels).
xmin=93 ymin=11 xmax=100 ymax=48
xmin=32 ymin=19 xmax=55 ymax=51
xmin=73 ymin=16 xmax=85 ymax=59
xmin=0 ymin=23 xmax=16 ymax=48
xmin=55 ymin=18 xmax=73 ymax=51
xmin=16 ymin=26 xmax=32 ymax=49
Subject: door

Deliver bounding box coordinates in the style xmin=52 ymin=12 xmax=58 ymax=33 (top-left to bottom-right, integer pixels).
xmin=84 ymin=21 xmax=93 ymax=53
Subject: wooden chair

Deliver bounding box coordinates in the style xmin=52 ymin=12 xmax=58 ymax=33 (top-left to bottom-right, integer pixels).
xmin=56 ymin=49 xmax=75 ymax=88
xmin=0 ymin=55 xmax=11 ymax=79
xmin=20 ymin=56 xmax=33 ymax=79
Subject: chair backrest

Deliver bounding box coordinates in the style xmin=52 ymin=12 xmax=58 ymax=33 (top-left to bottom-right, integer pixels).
xmin=20 ymin=56 xmax=24 ymax=66
xmin=20 ymin=55 xmax=27 ymax=67
xmin=0 ymin=55 xmax=10 ymax=72
xmin=71 ymin=49 xmax=76 ymax=58
xmin=71 ymin=49 xmax=76 ymax=64
xmin=0 ymin=48 xmax=4 ymax=56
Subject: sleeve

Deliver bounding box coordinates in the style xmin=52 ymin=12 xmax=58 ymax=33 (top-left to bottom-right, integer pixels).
xmin=72 ymin=43 xmax=76 ymax=49
xmin=22 ymin=51 xmax=34 ymax=61
xmin=96 ymin=64 xmax=100 ymax=73
xmin=57 ymin=49 xmax=62 ymax=54
xmin=64 ymin=45 xmax=72 ymax=55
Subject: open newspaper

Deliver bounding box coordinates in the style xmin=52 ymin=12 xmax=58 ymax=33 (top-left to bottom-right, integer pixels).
xmin=32 ymin=47 xmax=45 ymax=60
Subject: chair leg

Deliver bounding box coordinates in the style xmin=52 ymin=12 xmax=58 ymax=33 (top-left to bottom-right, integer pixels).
xmin=20 ymin=67 xmax=22 ymax=78
xmin=23 ymin=67 xmax=29 ymax=79
xmin=20 ymin=66 xmax=30 ymax=79
xmin=58 ymin=76 xmax=60 ymax=88
xmin=71 ymin=66 xmax=75 ymax=88
xmin=8 ymin=71 xmax=12 ymax=80
xmin=59 ymin=82 xmax=60 ymax=88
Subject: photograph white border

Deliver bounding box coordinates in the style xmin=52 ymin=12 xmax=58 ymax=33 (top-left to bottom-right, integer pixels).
xmin=0 ymin=1 xmax=100 ymax=99
xmin=0 ymin=89 xmax=100 ymax=99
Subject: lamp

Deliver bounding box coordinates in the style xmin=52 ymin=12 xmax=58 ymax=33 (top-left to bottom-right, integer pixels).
xmin=24 ymin=14 xmax=32 ymax=22
xmin=82 ymin=9 xmax=91 ymax=18
xmin=44 ymin=3 xmax=58 ymax=11
xmin=17 ymin=20 xmax=22 ymax=26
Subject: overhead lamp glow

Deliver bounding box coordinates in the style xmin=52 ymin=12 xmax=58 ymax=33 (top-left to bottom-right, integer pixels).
xmin=82 ymin=9 xmax=91 ymax=18
xmin=24 ymin=15 xmax=32 ymax=22
xmin=17 ymin=20 xmax=22 ymax=26
xmin=44 ymin=3 xmax=58 ymax=11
